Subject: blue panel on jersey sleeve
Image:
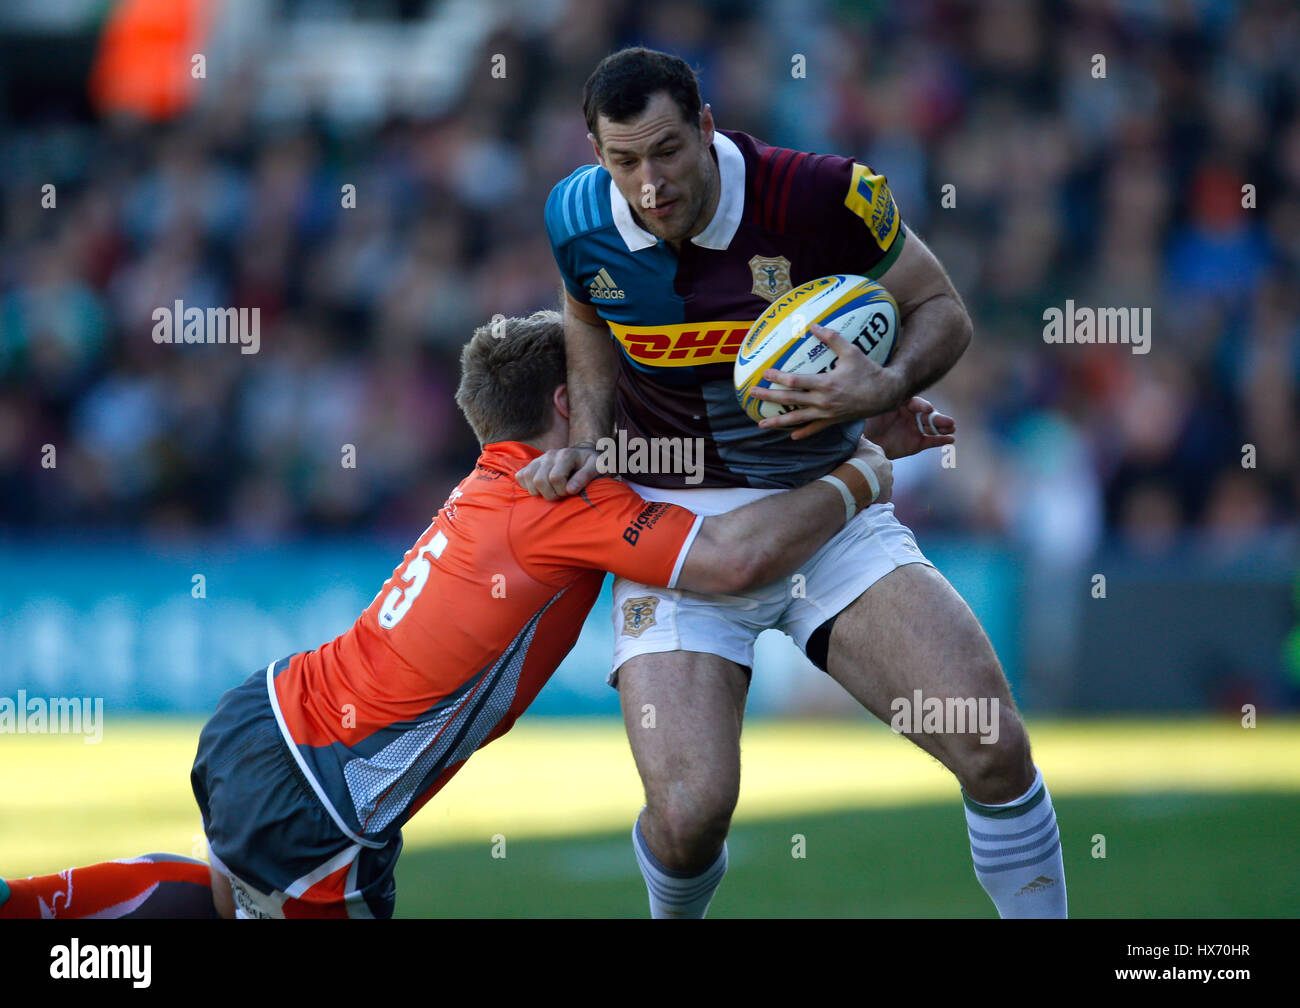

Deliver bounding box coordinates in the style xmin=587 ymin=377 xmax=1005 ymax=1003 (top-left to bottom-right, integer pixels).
xmin=545 ymin=165 xmax=610 ymax=241
xmin=545 ymin=174 xmax=591 ymax=301
xmin=571 ymin=175 xmax=588 ymax=232
xmin=573 ymin=167 xmax=602 ymax=233
xmin=545 ymin=165 xmax=618 ymax=304
xmin=577 ymin=234 xmax=683 ymax=322
xmin=583 ymin=169 xmax=604 ymax=228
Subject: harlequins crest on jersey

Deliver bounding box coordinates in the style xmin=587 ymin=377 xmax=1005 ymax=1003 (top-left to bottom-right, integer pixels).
xmin=749 ymin=255 xmax=793 ymax=302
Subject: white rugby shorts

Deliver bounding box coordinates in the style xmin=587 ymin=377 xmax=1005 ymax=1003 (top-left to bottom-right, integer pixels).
xmin=609 ymin=483 xmax=933 ymax=685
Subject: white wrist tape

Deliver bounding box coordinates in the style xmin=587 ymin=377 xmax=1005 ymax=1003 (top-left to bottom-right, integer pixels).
xmin=818 ymin=473 xmax=856 ymax=524
xmin=842 ymin=456 xmax=882 ymax=505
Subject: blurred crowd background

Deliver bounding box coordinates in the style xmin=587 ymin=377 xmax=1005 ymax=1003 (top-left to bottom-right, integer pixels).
xmin=0 ymin=0 xmax=1296 ymax=707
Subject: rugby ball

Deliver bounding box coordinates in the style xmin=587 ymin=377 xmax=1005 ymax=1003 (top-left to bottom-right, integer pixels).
xmin=735 ymin=274 xmax=898 ymax=424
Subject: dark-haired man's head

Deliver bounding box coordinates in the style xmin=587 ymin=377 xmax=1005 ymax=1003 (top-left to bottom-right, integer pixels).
xmin=583 ymin=47 xmax=703 ymax=141
xmin=582 ymin=47 xmax=719 ymax=247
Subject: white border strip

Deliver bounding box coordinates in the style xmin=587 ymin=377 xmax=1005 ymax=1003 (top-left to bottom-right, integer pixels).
xmin=264 ymin=661 xmax=385 ymax=850
xmin=667 ymin=514 xmax=705 ymax=589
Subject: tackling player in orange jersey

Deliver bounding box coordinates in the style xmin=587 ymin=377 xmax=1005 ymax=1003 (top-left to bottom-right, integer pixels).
xmin=1 ymin=309 xmax=950 ymax=919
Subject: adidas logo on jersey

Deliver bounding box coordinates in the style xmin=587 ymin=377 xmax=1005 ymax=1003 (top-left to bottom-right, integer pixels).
xmin=588 ymin=268 xmax=625 ymax=300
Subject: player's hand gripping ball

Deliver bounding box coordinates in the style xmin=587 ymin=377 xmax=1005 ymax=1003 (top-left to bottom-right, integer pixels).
xmin=735 ymin=274 xmax=898 ymax=425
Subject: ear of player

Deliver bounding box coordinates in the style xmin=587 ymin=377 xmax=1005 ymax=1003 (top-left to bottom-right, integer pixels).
xmin=734 ymin=274 xmax=898 ymax=425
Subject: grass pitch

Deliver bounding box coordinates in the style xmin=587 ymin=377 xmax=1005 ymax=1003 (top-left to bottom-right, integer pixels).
xmin=2 ymin=717 xmax=1297 ymax=917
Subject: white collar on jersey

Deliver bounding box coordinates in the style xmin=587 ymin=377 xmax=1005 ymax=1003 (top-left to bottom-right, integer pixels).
xmin=610 ymin=131 xmax=745 ymax=252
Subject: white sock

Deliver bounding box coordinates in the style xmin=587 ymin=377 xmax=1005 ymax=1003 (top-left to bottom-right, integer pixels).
xmin=963 ymin=766 xmax=1068 ymax=918
xmin=631 ymin=812 xmax=727 ymax=919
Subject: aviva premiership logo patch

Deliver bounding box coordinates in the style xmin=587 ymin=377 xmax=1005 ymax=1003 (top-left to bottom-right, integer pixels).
xmin=621 ymin=595 xmax=659 ymax=638
xmin=845 ymin=164 xmax=899 ymax=251
xmin=749 ymin=255 xmax=792 ymax=302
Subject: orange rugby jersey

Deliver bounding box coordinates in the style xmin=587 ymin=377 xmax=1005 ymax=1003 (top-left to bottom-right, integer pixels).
xmin=266 ymin=441 xmax=701 ymax=848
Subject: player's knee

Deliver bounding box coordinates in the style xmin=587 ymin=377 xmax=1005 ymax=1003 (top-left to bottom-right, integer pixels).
xmin=956 ymin=706 xmax=1033 ymax=804
xmin=657 ymin=811 xmax=732 ymax=872
xmin=646 ymin=792 xmax=735 ymax=872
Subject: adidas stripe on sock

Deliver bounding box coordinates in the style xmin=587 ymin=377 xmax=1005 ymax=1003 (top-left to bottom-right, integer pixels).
xmin=632 ymin=812 xmax=727 ymax=919
xmin=963 ymin=766 xmax=1068 ymax=918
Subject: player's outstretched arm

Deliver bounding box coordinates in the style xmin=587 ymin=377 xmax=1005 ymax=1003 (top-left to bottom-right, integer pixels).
xmin=675 ymin=438 xmax=892 ymax=594
xmin=521 ymin=432 xmax=950 ymax=595
xmin=518 ymin=291 xmax=614 ymax=499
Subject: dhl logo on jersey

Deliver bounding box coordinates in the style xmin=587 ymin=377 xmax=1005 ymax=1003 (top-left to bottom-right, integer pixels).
xmin=610 ymin=321 xmax=754 ymax=367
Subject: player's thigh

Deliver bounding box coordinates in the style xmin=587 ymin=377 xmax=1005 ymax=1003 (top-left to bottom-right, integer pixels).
xmin=825 ymin=562 xmax=1026 ymax=766
xmin=617 ymin=649 xmax=748 ymax=809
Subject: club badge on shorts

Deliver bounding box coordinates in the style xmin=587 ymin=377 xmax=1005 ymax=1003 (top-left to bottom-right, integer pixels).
xmin=621 ymin=595 xmax=660 ymax=637
xmin=749 ymin=255 xmax=793 ymax=302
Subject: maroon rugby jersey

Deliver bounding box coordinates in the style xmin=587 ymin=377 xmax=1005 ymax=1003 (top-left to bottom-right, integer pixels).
xmin=544 ymin=129 xmax=905 ymax=489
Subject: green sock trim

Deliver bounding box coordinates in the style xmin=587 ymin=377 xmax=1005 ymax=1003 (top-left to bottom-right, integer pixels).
xmin=0 ymin=878 xmax=9 ymax=907
xmin=962 ymin=781 xmax=1046 ymax=818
